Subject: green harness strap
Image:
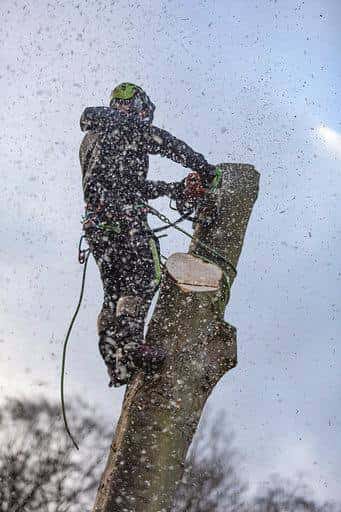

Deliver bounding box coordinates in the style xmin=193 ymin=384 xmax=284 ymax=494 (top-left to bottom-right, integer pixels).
xmin=210 ymin=167 xmax=223 ymax=192
xmin=149 ymin=238 xmax=162 ymax=285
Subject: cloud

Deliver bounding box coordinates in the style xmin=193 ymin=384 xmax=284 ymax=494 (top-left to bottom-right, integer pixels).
xmin=317 ymin=125 xmax=341 ymax=159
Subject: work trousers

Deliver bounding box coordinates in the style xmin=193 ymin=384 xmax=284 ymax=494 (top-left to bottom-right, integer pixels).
xmin=84 ymin=218 xmax=161 ymax=381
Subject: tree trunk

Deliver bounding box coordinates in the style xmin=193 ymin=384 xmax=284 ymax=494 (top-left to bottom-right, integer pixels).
xmin=93 ymin=163 xmax=260 ymax=512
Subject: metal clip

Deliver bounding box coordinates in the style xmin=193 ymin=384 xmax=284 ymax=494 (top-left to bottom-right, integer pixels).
xmin=78 ymin=235 xmax=90 ymax=264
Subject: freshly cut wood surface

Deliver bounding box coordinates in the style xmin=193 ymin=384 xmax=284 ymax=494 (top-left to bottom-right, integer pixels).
xmin=166 ymin=252 xmax=222 ymax=291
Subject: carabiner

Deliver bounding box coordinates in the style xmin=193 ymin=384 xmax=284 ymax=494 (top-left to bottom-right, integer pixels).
xmin=78 ymin=235 xmax=90 ymax=264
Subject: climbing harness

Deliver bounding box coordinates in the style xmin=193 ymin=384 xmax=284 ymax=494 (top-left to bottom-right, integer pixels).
xmin=60 ymin=237 xmax=90 ymax=450
xmin=149 ymin=238 xmax=162 ymax=285
xmin=82 ymin=210 xmax=122 ymax=235
xmin=210 ymin=167 xmax=223 ymax=192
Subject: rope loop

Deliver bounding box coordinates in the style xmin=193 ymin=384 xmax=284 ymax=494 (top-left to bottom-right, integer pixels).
xmin=141 ymin=202 xmax=237 ymax=276
xmin=61 ymin=238 xmax=90 ymax=450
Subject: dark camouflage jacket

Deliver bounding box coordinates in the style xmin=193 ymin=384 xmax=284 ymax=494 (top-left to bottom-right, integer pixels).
xmin=79 ymin=107 xmax=214 ymax=218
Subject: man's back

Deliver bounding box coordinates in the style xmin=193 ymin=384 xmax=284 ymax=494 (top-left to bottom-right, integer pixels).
xmin=80 ymin=108 xmax=151 ymax=211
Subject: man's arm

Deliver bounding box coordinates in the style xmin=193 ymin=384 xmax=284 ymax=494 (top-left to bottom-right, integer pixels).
xmin=143 ymin=180 xmax=183 ymax=201
xmin=142 ymin=125 xmax=216 ymax=187
xmin=143 ymin=173 xmax=207 ymax=217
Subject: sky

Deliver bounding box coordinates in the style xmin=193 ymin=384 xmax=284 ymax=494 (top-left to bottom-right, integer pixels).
xmin=0 ymin=0 xmax=340 ymax=503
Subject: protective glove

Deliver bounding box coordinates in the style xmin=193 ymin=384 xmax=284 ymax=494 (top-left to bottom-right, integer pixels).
xmin=200 ymin=164 xmax=218 ymax=188
xmin=175 ymin=172 xmax=206 ymax=216
xmin=183 ymin=171 xmax=206 ymax=200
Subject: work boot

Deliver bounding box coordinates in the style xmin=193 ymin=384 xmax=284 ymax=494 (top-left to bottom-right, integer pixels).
xmin=97 ymin=306 xmax=116 ymax=336
xmin=114 ymin=314 xmax=144 ymax=345
xmin=98 ymin=329 xmax=133 ymax=387
xmin=107 ymin=365 xmax=129 ymax=388
xmin=98 ymin=313 xmax=141 ymax=388
xmin=106 ymin=344 xmax=166 ymax=386
xmin=130 ymin=344 xmax=166 ymax=374
xmin=114 ymin=314 xmax=166 ymax=374
xmin=106 ymin=355 xmax=133 ymax=388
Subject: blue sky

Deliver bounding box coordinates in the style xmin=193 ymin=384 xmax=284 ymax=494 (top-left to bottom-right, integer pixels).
xmin=0 ymin=0 xmax=340 ymax=502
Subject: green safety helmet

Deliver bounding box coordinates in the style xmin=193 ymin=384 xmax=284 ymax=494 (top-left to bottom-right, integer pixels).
xmin=109 ymin=82 xmax=155 ymax=122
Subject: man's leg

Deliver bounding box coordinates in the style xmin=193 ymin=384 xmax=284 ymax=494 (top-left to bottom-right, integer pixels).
xmin=85 ymin=228 xmax=130 ymax=385
xmin=87 ymin=230 xmax=160 ymax=386
xmin=86 ymin=226 xmax=165 ymax=386
xmin=115 ymin=233 xmax=165 ymax=373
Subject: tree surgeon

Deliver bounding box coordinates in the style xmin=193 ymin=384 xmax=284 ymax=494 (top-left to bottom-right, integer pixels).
xmin=79 ymin=82 xmax=217 ymax=387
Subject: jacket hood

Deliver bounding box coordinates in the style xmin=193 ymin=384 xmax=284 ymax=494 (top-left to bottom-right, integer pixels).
xmin=80 ymin=107 xmax=120 ymax=132
xmin=80 ymin=106 xmax=152 ymax=133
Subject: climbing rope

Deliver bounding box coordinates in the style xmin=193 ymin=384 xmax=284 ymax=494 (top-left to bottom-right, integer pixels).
xmin=152 ymin=208 xmax=194 ymax=234
xmin=140 ymin=202 xmax=237 ymax=277
xmin=60 ymin=241 xmax=90 ymax=450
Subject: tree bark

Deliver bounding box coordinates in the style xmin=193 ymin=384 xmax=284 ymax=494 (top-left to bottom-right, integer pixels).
xmin=92 ymin=163 xmax=260 ymax=512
